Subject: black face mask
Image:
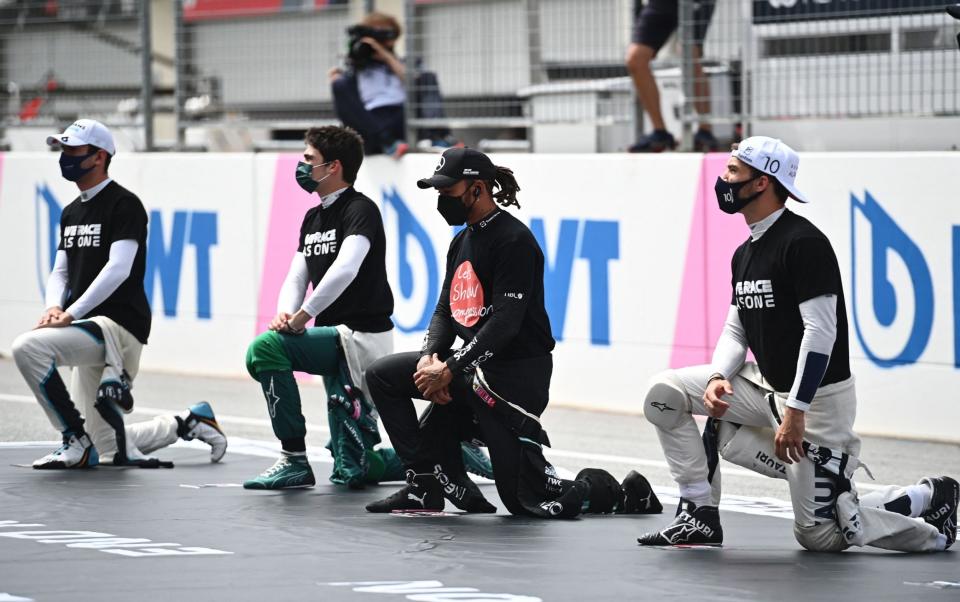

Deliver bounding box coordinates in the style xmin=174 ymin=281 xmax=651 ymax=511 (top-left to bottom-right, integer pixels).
xmin=714 ymin=175 xmax=762 ymax=214
xmin=59 ymin=149 xmax=99 ymax=182
xmin=436 ymin=186 xmax=477 ymax=226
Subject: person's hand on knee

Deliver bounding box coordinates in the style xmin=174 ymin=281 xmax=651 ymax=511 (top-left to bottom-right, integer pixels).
xmin=414 ymin=353 xmax=453 ymax=398
xmin=703 ymin=378 xmax=732 ymax=418
xmin=268 ymin=312 xmax=293 ymax=332
xmin=36 ymin=306 xmax=64 ymax=328
xmin=41 ymin=312 xmax=74 ymax=329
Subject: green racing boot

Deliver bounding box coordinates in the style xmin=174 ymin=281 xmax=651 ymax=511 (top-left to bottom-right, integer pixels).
xmin=243 ymin=453 xmax=315 ymax=490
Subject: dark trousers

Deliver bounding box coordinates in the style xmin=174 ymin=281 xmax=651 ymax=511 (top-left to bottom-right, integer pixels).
xmin=366 ymin=351 xmax=571 ymax=516
xmin=331 ymin=71 xmax=451 ymax=154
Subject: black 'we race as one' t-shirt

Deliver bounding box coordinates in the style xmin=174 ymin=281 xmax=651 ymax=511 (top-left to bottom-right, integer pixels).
xmin=730 ymin=209 xmax=850 ymax=392
xmin=297 ymin=188 xmax=394 ymax=333
xmin=59 ymin=180 xmax=152 ymax=343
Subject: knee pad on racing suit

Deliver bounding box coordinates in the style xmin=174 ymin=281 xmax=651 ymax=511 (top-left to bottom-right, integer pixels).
xmin=10 ymin=331 xmax=38 ymax=363
xmin=245 ymin=331 xmax=287 ymax=379
xmin=643 ymin=371 xmax=688 ymax=430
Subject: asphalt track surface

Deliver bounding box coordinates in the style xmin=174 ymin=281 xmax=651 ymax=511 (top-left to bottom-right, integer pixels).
xmin=0 ymin=358 xmax=958 ymax=601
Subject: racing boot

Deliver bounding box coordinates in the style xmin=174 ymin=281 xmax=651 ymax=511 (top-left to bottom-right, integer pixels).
xmin=638 ymin=502 xmax=723 ymax=546
xmin=920 ymin=475 xmax=958 ymax=549
xmin=33 ymin=432 xmax=99 ymax=469
xmin=434 ymin=464 xmax=496 ymax=513
xmin=243 ymin=453 xmax=315 ymax=489
xmin=620 ymin=470 xmax=663 ymax=514
xmin=178 ymin=401 xmax=228 ymax=463
xmin=366 ymin=469 xmax=445 ymax=513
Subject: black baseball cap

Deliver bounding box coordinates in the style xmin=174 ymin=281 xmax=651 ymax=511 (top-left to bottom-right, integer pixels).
xmin=417 ymin=147 xmax=496 ymax=189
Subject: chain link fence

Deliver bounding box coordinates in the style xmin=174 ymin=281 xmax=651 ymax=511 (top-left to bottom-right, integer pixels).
xmin=679 ymin=0 xmax=960 ymax=150
xmin=0 ymin=0 xmax=155 ymax=151
xmin=175 ymin=0 xmax=350 ymax=151
xmin=404 ymin=0 xmax=636 ymax=152
xmin=2 ymin=0 xmax=958 ymax=152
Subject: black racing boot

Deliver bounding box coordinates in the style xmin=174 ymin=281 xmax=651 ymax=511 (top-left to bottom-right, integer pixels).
xmin=576 ymin=468 xmax=625 ymax=514
xmin=365 ymin=469 xmax=445 ymax=513
xmin=920 ymin=476 xmax=958 ymax=549
xmin=620 ymin=470 xmax=663 ymax=514
xmin=637 ymin=503 xmax=723 ymax=546
xmin=434 ymin=465 xmax=496 ymax=513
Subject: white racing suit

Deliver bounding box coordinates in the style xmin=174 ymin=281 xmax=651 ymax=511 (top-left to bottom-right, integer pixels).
xmin=644 ymin=361 xmax=942 ymax=552
xmin=12 ymin=317 xmax=179 ymax=465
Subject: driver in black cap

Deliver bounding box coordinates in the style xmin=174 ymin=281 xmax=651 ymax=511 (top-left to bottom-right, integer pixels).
xmin=364 ymin=148 xmax=663 ymax=518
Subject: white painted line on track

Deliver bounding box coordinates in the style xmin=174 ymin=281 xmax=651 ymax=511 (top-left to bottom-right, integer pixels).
xmin=0 ymin=392 xmax=888 ymax=492
xmin=2 ymin=437 xmax=792 ymax=519
xmin=0 ymin=392 xmax=330 ymax=434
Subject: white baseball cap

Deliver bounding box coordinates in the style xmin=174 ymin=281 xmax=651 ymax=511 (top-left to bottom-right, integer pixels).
xmin=46 ymin=119 xmax=116 ymax=156
xmin=731 ymin=136 xmax=806 ymax=203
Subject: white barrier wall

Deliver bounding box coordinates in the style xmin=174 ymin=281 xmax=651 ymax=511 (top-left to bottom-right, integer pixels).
xmin=1 ymin=151 xmax=957 ymax=442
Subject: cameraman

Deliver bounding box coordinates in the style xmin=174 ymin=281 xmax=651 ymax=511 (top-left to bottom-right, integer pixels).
xmin=329 ymin=12 xmax=456 ymax=158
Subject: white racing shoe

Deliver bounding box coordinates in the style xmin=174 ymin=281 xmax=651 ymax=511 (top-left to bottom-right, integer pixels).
xmin=33 ymin=433 xmax=99 ymax=469
xmin=179 ymin=401 xmax=228 ymax=462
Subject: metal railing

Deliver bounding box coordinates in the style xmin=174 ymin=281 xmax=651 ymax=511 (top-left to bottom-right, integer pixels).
xmin=677 ymin=0 xmax=960 ymax=150
xmin=403 ymin=0 xmax=635 ymax=151
xmin=1 ymin=0 xmax=153 ymax=150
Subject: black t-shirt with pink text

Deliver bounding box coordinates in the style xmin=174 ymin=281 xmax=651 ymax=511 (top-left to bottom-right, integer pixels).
xmin=422 ymin=209 xmax=555 ymax=375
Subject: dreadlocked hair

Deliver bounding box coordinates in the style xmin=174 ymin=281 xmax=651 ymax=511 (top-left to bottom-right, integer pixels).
xmin=486 ymin=165 xmax=521 ymax=209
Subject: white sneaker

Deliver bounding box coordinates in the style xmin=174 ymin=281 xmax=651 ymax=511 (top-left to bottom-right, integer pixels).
xmin=33 ymin=433 xmax=99 ymax=469
xmin=181 ymin=401 xmax=227 ymax=463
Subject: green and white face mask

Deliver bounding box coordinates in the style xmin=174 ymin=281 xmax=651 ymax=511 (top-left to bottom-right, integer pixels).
xmin=295 ymin=160 xmax=333 ymax=193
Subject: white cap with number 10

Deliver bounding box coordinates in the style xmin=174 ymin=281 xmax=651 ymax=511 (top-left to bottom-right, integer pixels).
xmin=732 ymin=136 xmax=806 ymax=203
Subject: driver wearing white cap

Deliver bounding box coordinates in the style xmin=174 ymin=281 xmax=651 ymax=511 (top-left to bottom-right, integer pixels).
xmin=11 ymin=119 xmax=227 ymax=470
xmin=636 ymin=136 xmax=957 ymax=552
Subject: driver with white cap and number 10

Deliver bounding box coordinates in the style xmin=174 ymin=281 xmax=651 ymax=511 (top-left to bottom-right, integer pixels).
xmin=637 ymin=136 xmax=957 ymax=552
xmin=11 ymin=119 xmax=227 ymax=470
